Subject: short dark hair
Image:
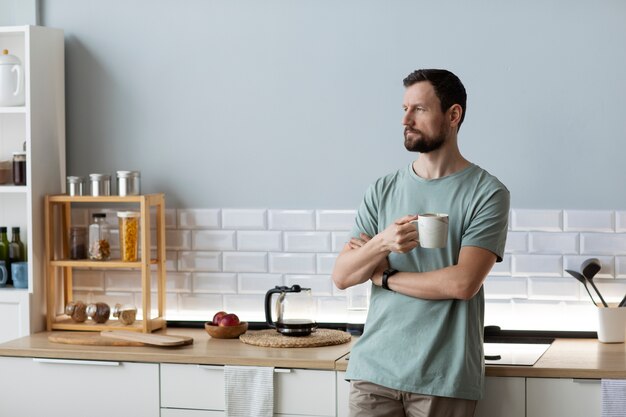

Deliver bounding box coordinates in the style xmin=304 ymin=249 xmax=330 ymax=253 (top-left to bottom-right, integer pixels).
xmin=403 ymin=69 xmax=467 ymax=130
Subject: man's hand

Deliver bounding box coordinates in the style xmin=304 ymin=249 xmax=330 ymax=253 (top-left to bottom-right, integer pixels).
xmin=378 ymin=214 xmax=419 ymax=253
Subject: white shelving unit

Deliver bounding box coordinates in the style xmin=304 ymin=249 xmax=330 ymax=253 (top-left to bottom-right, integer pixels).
xmin=0 ymin=25 xmax=65 ymax=343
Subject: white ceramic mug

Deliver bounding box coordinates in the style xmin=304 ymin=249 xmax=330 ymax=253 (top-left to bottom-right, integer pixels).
xmin=412 ymin=213 xmax=449 ymax=249
xmin=597 ymin=307 xmax=626 ymax=343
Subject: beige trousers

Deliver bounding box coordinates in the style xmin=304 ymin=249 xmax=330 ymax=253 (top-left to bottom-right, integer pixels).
xmin=349 ymin=380 xmax=477 ymax=417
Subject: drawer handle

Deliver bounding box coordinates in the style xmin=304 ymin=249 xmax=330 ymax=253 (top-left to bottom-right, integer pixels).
xmin=274 ymin=368 xmax=292 ymax=373
xmin=197 ymin=365 xmax=223 ymax=370
xmin=573 ymin=378 xmax=600 ymax=383
xmin=33 ymin=358 xmax=120 ymax=367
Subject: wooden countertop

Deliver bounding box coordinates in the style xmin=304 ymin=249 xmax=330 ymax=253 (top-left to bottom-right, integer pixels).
xmin=0 ymin=328 xmax=354 ymax=370
xmin=2 ymin=329 xmax=626 ymax=378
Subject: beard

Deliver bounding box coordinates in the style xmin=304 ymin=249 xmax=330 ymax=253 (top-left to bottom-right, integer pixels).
xmin=403 ymin=127 xmax=446 ymax=153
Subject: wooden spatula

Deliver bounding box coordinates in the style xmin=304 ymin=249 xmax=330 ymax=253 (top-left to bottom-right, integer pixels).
xmin=100 ymin=331 xmax=193 ymax=347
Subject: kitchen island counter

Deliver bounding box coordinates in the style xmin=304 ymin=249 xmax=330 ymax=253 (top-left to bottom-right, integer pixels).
xmin=1 ymin=330 xmax=626 ymax=378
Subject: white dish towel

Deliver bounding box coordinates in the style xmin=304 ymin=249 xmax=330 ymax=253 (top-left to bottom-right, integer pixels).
xmin=602 ymin=379 xmax=626 ymax=417
xmin=224 ymin=365 xmax=274 ymax=417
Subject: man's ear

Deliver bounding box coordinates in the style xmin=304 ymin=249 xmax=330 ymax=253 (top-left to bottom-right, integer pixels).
xmin=448 ymin=104 xmax=463 ymax=127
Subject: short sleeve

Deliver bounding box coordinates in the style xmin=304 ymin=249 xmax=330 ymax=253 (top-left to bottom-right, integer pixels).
xmin=351 ymin=183 xmax=380 ymax=240
xmin=461 ymin=185 xmax=510 ymax=262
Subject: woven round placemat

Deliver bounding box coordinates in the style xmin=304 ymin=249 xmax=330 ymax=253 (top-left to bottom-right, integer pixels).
xmin=239 ymin=328 xmax=351 ymax=348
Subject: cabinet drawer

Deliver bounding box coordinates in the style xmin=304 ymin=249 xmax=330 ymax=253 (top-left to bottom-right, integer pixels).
xmin=161 ymin=409 xmax=224 ymax=417
xmin=0 ymin=357 xmax=159 ymax=417
xmin=161 ymin=364 xmax=225 ymax=410
xmin=275 ymin=368 xmax=335 ymax=416
xmin=527 ymin=377 xmax=601 ymax=417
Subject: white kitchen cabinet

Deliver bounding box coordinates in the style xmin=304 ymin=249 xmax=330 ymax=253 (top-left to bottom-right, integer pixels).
xmin=274 ymin=368 xmax=335 ymax=416
xmin=336 ymin=371 xmax=350 ymax=417
xmin=161 ymin=363 xmax=336 ymax=416
xmin=475 ymin=377 xmax=525 ymax=417
xmin=0 ymin=356 xmax=159 ymax=416
xmin=526 ymin=377 xmax=601 ymax=417
xmin=0 ymin=25 xmax=65 ymax=343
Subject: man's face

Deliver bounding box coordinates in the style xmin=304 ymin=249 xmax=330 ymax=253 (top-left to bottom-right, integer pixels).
xmin=402 ymin=81 xmax=449 ymax=153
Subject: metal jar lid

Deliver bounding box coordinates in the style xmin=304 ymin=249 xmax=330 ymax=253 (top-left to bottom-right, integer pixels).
xmin=89 ymin=173 xmax=111 ymax=180
xmin=117 ymin=211 xmax=141 ymax=218
xmin=67 ymin=176 xmax=83 ymax=184
xmin=116 ymin=170 xmax=140 ymax=178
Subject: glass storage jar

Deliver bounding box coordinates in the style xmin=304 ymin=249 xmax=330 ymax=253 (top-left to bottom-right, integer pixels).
xmin=12 ymin=151 xmax=26 ymax=186
xmin=88 ymin=213 xmax=110 ymax=260
xmin=66 ymin=176 xmax=84 ymax=196
xmin=89 ymin=173 xmax=111 ymax=196
xmin=118 ymin=211 xmax=140 ymax=262
xmin=116 ymin=170 xmax=141 ymax=196
xmin=69 ymin=226 xmax=87 ymax=259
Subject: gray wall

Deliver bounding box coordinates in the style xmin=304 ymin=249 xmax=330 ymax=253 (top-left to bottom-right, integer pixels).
xmin=37 ymin=0 xmax=626 ymax=209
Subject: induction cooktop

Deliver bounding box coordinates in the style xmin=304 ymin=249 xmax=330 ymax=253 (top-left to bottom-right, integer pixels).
xmin=483 ymin=342 xmax=551 ymax=366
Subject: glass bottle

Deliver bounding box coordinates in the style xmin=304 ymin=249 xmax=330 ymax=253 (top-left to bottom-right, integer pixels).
xmin=0 ymin=227 xmax=10 ymax=285
xmin=88 ymin=213 xmax=110 ymax=260
xmin=8 ymin=227 xmax=25 ymax=285
xmin=69 ymin=226 xmax=87 ymax=260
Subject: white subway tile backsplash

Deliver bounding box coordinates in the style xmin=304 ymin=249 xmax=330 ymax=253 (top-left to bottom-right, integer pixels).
xmin=315 ymin=296 xmax=348 ymax=323
xmin=483 ymin=276 xmax=527 ymax=299
xmin=81 ymin=204 xmax=626 ymax=328
xmin=331 ymin=231 xmax=352 ymax=252
xmin=192 ymin=230 xmax=236 ymax=251
xmin=166 ymin=230 xmax=192 ymax=250
xmin=528 ymin=232 xmax=579 ymax=254
xmin=511 ymin=209 xmax=562 ymax=231
xmin=616 ymin=211 xmax=626 ymax=232
xmin=284 ymin=275 xmax=333 ymax=296
xmin=237 ymin=231 xmax=282 ymax=251
xmin=489 ymin=255 xmax=511 ymax=276
xmin=269 ymin=253 xmax=316 ymax=274
xmin=528 ymin=277 xmax=580 ymax=301
xmin=615 ymin=257 xmax=626 ymax=278
xmin=223 ymin=295 xmax=266 ymax=322
xmin=165 ymin=209 xmax=177 ymax=229
xmin=164 ymin=272 xmax=192 ymax=293
xmin=316 ymin=210 xmax=356 ymax=231
xmin=564 ymin=210 xmax=614 ymax=232
xmin=178 ymin=209 xmax=221 ymax=229
xmin=564 ymin=255 xmax=614 ymax=278
xmin=222 ymin=209 xmax=267 ymax=230
xmin=178 ymin=251 xmax=221 ymax=272
xmin=72 ymin=270 xmax=105 ymax=292
xmin=104 ymin=271 xmax=142 ymax=291
xmin=238 ymin=273 xmax=284 ymax=294
xmin=223 ymin=252 xmax=268 ymax=273
xmin=593 ymin=279 xmax=626 ymax=305
xmin=581 ymin=233 xmax=626 ymax=255
xmin=178 ymin=294 xmax=224 ymax=315
xmin=512 ymin=254 xmax=563 ymax=277
xmin=193 ymin=273 xmax=238 ymax=294
xmin=284 ymin=232 xmax=331 ymax=252
xmin=269 ymin=210 xmax=315 ymax=230
xmin=505 ymin=232 xmax=528 ymax=253
xmin=317 ymin=253 xmax=338 ymax=275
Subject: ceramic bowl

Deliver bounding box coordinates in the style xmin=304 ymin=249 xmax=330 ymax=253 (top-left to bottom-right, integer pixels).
xmin=204 ymin=321 xmax=248 ymax=339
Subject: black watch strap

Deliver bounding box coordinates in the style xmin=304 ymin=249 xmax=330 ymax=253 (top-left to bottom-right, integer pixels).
xmin=382 ymin=268 xmax=398 ymax=291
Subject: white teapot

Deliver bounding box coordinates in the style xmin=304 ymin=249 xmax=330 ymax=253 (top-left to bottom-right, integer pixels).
xmin=0 ymin=49 xmax=25 ymax=106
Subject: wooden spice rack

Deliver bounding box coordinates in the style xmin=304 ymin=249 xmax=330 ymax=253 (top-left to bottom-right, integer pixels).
xmin=44 ymin=194 xmax=167 ymax=333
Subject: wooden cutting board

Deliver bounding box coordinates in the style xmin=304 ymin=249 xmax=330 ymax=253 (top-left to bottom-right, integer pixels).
xmin=100 ymin=331 xmax=193 ymax=346
xmin=48 ymin=331 xmax=193 ymax=347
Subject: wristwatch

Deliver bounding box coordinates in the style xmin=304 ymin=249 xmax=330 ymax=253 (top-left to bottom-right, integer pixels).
xmin=381 ymin=268 xmax=399 ymax=291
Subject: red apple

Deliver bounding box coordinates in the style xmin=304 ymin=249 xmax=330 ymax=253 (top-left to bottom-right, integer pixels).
xmin=219 ymin=313 xmax=240 ymax=327
xmin=212 ymin=311 xmax=228 ymax=326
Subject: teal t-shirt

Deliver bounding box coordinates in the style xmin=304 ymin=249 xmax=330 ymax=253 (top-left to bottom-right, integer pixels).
xmin=344 ymin=163 xmax=510 ymax=400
